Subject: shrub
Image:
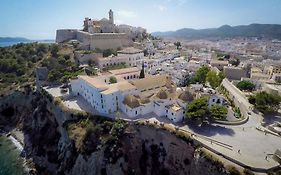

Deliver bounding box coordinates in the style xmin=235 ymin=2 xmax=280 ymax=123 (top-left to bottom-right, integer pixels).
xmin=227 ymin=166 xmax=240 ymax=175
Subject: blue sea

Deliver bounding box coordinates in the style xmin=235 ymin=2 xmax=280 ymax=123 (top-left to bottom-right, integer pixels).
xmin=0 ymin=135 xmax=28 ymax=175
xmin=0 ymin=40 xmax=55 ymax=47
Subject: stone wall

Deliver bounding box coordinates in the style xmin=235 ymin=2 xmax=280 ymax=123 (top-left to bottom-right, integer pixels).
xmin=89 ymin=33 xmax=131 ymax=50
xmin=56 ymin=29 xmax=132 ymax=50
xmin=56 ymin=29 xmax=78 ymax=43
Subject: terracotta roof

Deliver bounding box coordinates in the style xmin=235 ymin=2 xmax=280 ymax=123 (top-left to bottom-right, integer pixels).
xmin=210 ymin=60 xmax=229 ymax=65
xmin=156 ymin=89 xmax=168 ymax=99
xmin=140 ymin=97 xmax=150 ymax=104
xmin=117 ymin=81 xmax=136 ymax=91
xmin=109 ymin=67 xmax=139 ymax=75
xmin=123 ymin=95 xmax=140 ymax=108
xmin=79 ymin=75 xmax=107 ymax=89
xmin=117 ymin=47 xmax=143 ymax=54
xmin=130 ymin=75 xmax=168 ymax=91
xmin=178 ymin=90 xmax=194 ymax=102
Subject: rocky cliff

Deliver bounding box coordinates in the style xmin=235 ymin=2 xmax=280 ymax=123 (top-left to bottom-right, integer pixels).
xmin=0 ymin=88 xmax=228 ymax=175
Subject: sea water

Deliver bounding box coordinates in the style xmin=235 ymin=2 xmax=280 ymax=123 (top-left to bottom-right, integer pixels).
xmin=0 ymin=40 xmax=54 ymax=47
xmin=0 ymin=135 xmax=28 ymax=175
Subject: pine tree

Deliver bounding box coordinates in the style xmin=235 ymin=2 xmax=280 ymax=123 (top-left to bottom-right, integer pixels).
xmin=139 ymin=62 xmax=145 ymax=79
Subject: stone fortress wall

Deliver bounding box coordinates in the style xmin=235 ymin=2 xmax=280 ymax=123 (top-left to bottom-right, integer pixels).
xmin=56 ymin=29 xmax=78 ymax=43
xmin=56 ymin=29 xmax=131 ymax=50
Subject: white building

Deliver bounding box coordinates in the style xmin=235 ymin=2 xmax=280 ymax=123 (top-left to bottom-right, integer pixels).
xmin=97 ymin=47 xmax=144 ymax=69
xmin=70 ymin=68 xmax=194 ymax=123
xmin=208 ymin=95 xmax=226 ymax=106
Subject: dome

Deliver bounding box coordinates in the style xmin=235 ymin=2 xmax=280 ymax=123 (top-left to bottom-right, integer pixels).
xmin=100 ymin=18 xmax=109 ymax=21
xmin=123 ymin=95 xmax=140 ymax=108
xmin=140 ymin=98 xmax=150 ymax=104
xmin=178 ymin=90 xmax=194 ymax=102
xmin=156 ymin=89 xmax=168 ymax=99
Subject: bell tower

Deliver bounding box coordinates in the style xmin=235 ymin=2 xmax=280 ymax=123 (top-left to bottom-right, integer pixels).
xmin=109 ymin=9 xmax=114 ymax=24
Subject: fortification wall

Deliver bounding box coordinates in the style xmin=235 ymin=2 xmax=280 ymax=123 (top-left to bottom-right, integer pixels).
xmin=57 ymin=30 xmax=132 ymax=50
xmin=90 ymin=33 xmax=131 ymax=50
xmin=56 ymin=29 xmax=78 ymax=43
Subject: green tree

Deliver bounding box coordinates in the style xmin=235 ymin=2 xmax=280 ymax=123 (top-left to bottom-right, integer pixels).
xmin=186 ymin=97 xmax=209 ymax=122
xmin=103 ymin=49 xmax=117 ymax=57
xmin=206 ymin=70 xmax=222 ymax=89
xmin=139 ymin=62 xmax=145 ymax=79
xmin=50 ymin=44 xmax=59 ymax=57
xmin=191 ymin=65 xmax=210 ymax=85
xmin=210 ymin=105 xmax=228 ymax=120
xmin=237 ymin=80 xmax=255 ymax=91
xmin=250 ymin=91 xmax=281 ymax=114
xmin=229 ymin=58 xmax=240 ymax=67
xmin=109 ymin=76 xmax=117 ymax=84
xmin=218 ymin=72 xmax=225 ymax=82
xmin=174 ymin=41 xmax=181 ymax=49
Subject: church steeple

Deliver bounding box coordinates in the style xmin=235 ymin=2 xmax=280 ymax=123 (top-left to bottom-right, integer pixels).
xmin=109 ymin=9 xmax=114 ymax=24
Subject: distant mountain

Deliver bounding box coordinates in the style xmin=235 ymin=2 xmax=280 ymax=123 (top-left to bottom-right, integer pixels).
xmin=152 ymin=24 xmax=281 ymax=39
xmin=0 ymin=37 xmax=30 ymax=43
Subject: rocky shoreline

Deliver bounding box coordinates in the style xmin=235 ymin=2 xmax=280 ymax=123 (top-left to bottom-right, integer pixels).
xmin=0 ymin=127 xmax=36 ymax=174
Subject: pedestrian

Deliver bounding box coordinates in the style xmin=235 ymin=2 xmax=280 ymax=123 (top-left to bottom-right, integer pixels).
xmin=238 ymin=149 xmax=240 ymax=154
xmin=265 ymin=155 xmax=267 ymax=160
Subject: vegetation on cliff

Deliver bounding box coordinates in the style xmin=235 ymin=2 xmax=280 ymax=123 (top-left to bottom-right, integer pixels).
xmin=67 ymin=117 xmax=127 ymax=162
xmin=0 ymin=43 xmax=86 ymax=95
xmin=0 ymin=43 xmax=48 ymax=93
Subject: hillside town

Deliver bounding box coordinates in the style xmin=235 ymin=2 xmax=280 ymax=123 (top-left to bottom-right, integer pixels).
xmin=8 ymin=9 xmax=281 ymax=175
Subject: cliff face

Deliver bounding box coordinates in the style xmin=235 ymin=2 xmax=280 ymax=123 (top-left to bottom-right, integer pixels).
xmin=0 ymin=89 xmax=228 ymax=175
xmin=68 ymin=124 xmax=227 ymax=175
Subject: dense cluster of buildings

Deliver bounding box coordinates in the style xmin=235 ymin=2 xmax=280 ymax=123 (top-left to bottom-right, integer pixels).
xmin=50 ymin=10 xmax=281 ymax=123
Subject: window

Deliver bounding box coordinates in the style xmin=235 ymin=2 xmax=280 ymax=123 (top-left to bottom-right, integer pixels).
xmin=102 ymin=105 xmax=104 ymax=109
xmin=101 ymin=95 xmax=103 ymax=98
xmin=172 ymin=113 xmax=174 ymax=115
xmin=135 ymin=111 xmax=137 ymax=115
xmin=166 ymin=110 xmax=168 ymax=113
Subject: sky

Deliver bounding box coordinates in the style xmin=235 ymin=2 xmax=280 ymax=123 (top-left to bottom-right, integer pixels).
xmin=0 ymin=0 xmax=281 ymax=39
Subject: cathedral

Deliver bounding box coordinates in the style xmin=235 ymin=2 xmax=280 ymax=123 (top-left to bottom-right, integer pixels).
xmin=83 ymin=9 xmax=116 ymax=33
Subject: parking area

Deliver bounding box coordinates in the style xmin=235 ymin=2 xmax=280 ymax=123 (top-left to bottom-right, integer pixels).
xmin=43 ymin=85 xmax=69 ymax=97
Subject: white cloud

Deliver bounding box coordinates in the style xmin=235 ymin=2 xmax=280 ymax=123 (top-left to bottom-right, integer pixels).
xmin=116 ymin=10 xmax=137 ymax=18
xmin=157 ymin=5 xmax=167 ymax=12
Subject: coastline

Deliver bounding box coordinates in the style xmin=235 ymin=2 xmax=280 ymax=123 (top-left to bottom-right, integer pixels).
xmin=0 ymin=127 xmax=36 ymax=174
